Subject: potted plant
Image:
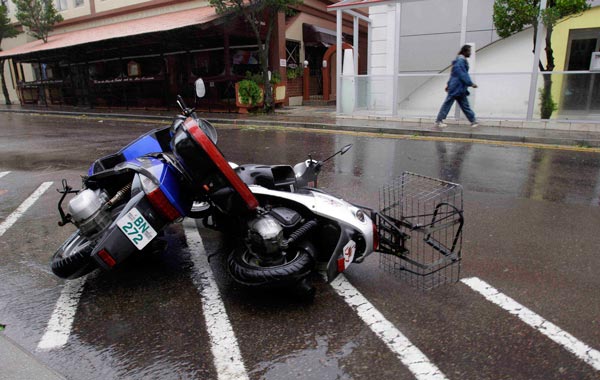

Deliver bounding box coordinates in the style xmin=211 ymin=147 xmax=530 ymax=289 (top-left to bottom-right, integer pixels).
xmin=235 ymin=79 xmax=264 ymax=113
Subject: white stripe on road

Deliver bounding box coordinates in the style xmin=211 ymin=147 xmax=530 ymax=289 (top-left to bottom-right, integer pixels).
xmin=328 ymin=273 xmax=448 ymax=380
xmin=0 ymin=171 xmax=10 ymax=179
xmin=184 ymin=220 xmax=249 ymax=380
xmin=37 ymin=276 xmax=87 ymax=351
xmin=0 ymin=182 xmax=53 ymax=237
xmin=462 ymin=277 xmax=600 ymax=371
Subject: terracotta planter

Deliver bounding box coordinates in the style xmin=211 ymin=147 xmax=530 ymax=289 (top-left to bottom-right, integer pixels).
xmin=273 ymin=84 xmax=286 ymax=104
xmin=235 ymin=82 xmax=264 ymax=113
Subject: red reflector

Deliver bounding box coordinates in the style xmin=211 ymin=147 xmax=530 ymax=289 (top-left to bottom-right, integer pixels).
xmin=98 ymin=249 xmax=116 ymax=268
xmin=337 ymin=257 xmax=346 ymax=273
xmin=373 ymin=222 xmax=379 ymax=251
xmin=185 ymin=121 xmax=259 ymax=211
xmin=146 ymin=188 xmax=181 ymax=221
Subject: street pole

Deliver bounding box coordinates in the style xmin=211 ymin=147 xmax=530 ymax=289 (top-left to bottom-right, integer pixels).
xmin=527 ymin=0 xmax=547 ymax=120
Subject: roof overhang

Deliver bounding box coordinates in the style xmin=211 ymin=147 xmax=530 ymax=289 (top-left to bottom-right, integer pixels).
xmin=328 ymin=0 xmax=425 ymax=12
xmin=0 ymin=6 xmax=218 ymax=60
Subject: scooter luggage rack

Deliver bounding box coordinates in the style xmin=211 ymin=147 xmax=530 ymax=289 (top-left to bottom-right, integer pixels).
xmin=377 ymin=172 xmax=463 ymax=290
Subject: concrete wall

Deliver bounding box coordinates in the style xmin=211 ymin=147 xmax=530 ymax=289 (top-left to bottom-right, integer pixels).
xmin=397 ymin=0 xmax=497 ymax=72
xmin=397 ymin=29 xmax=536 ymax=119
xmin=365 ymin=0 xmax=500 ymax=114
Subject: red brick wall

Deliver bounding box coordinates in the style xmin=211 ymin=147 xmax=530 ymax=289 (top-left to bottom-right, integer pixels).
xmin=287 ymin=76 xmax=303 ymax=97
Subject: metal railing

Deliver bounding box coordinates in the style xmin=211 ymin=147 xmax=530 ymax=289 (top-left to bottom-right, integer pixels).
xmin=337 ymin=71 xmax=600 ymax=122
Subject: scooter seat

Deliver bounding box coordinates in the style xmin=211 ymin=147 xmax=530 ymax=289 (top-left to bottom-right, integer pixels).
xmin=236 ymin=164 xmax=297 ymax=192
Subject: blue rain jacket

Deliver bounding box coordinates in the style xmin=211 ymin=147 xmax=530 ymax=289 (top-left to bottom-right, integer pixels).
xmin=447 ymin=55 xmax=473 ymax=97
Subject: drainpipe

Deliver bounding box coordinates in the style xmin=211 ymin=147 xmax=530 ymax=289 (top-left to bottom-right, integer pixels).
xmin=455 ymin=0 xmax=469 ymax=120
xmin=336 ymin=9 xmax=342 ymax=114
xmin=391 ymin=2 xmax=400 ymax=116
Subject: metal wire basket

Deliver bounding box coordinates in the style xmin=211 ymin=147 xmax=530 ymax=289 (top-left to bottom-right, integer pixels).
xmin=377 ymin=172 xmax=463 ymax=290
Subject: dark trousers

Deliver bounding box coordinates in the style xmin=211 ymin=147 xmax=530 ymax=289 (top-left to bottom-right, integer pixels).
xmin=436 ymin=94 xmax=476 ymax=123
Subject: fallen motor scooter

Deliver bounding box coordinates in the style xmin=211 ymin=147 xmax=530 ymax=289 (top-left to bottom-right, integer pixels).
xmin=52 ymin=80 xmax=464 ymax=295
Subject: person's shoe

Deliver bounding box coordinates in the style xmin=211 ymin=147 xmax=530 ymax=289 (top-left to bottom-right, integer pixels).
xmin=470 ymin=122 xmax=479 ymax=128
xmin=435 ymin=121 xmax=447 ymax=128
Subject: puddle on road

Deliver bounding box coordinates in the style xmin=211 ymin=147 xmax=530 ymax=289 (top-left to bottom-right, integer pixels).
xmin=250 ymin=335 xmax=357 ymax=380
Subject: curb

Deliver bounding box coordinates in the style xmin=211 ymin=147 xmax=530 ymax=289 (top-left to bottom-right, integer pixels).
xmin=0 ymin=334 xmax=66 ymax=380
xmin=2 ymin=108 xmax=600 ymax=148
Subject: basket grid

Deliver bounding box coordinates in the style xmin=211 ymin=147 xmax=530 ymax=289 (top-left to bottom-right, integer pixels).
xmin=378 ymin=172 xmax=463 ymax=290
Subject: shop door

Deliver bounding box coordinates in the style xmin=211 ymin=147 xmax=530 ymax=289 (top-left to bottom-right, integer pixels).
xmin=305 ymin=46 xmax=327 ymax=98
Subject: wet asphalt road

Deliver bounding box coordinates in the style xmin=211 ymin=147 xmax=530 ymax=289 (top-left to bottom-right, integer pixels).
xmin=1 ymin=112 xmax=599 ymax=380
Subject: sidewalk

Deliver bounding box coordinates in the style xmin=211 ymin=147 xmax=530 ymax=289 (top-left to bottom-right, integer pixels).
xmin=2 ymin=104 xmax=600 ymax=148
xmin=0 ymin=334 xmax=65 ymax=380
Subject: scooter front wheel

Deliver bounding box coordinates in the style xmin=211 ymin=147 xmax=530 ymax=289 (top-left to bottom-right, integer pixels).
xmin=227 ymin=243 xmax=314 ymax=287
xmin=51 ymin=231 xmax=97 ymax=279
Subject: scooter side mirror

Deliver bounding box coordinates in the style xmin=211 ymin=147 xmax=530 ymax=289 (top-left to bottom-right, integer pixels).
xmin=195 ymin=79 xmax=206 ymax=98
xmin=340 ymin=144 xmax=353 ymax=155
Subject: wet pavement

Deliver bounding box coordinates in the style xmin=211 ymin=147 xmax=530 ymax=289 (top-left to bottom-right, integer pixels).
xmin=2 ymin=104 xmax=600 ymax=148
xmin=1 ymin=112 xmax=600 ymax=379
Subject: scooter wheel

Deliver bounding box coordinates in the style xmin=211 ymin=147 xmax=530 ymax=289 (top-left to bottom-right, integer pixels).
xmin=51 ymin=231 xmax=97 ymax=279
xmin=227 ymin=243 xmax=314 ymax=287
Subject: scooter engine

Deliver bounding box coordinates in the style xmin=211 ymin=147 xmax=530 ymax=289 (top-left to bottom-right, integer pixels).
xmin=246 ymin=207 xmax=304 ymax=264
xmin=68 ymin=189 xmax=111 ymax=237
xmin=246 ymin=214 xmax=284 ymax=263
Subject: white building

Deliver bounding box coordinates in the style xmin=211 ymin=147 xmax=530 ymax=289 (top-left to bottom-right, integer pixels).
xmin=329 ymin=0 xmax=600 ymax=121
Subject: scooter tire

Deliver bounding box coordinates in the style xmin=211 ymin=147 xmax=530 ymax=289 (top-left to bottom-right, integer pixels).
xmin=227 ymin=244 xmax=314 ymax=287
xmin=51 ymin=231 xmax=97 ymax=280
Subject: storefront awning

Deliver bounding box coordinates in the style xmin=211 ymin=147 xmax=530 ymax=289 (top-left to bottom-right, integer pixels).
xmin=0 ymin=6 xmax=218 ymax=59
xmin=302 ymin=23 xmax=344 ymax=47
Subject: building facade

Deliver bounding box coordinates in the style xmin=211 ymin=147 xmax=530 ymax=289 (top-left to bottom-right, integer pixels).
xmin=0 ymin=0 xmax=367 ymax=110
xmin=331 ymin=0 xmax=600 ymax=121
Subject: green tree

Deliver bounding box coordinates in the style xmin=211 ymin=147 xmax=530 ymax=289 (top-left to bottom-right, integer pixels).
xmin=0 ymin=4 xmax=19 ymax=104
xmin=209 ymin=0 xmax=301 ymax=112
xmin=493 ymin=0 xmax=590 ymax=119
xmin=15 ymin=0 xmax=63 ymax=43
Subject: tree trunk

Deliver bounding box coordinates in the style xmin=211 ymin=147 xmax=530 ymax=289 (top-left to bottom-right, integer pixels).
xmin=0 ymin=60 xmax=11 ymax=105
xmin=532 ymin=12 xmax=556 ymax=119
xmin=540 ymin=24 xmax=556 ymax=119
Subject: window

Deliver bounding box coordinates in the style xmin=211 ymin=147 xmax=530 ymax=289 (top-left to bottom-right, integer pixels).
xmin=75 ymin=0 xmax=84 ymax=6
xmin=56 ymin=0 xmax=68 ymax=11
xmin=562 ymin=28 xmax=600 ymax=112
xmin=286 ymin=40 xmax=300 ymax=68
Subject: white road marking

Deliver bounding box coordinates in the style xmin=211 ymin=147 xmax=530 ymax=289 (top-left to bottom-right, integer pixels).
xmin=184 ymin=220 xmax=249 ymax=380
xmin=0 ymin=171 xmax=10 ymax=179
xmin=0 ymin=182 xmax=53 ymax=237
xmin=37 ymin=276 xmax=87 ymax=351
xmin=328 ymin=273 xmax=448 ymax=380
xmin=462 ymin=277 xmax=600 ymax=371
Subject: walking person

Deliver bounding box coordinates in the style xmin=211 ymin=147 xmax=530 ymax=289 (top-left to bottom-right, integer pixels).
xmin=435 ymin=45 xmax=479 ymax=128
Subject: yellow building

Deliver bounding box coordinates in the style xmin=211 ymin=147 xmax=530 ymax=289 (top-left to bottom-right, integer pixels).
xmin=551 ymin=5 xmax=600 ymax=119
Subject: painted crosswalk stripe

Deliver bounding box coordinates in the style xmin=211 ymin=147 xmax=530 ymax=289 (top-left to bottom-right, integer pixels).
xmin=184 ymin=220 xmax=249 ymax=380
xmin=37 ymin=276 xmax=87 ymax=351
xmin=0 ymin=182 xmax=53 ymax=237
xmin=0 ymin=171 xmax=10 ymax=179
xmin=462 ymin=277 xmax=600 ymax=371
xmin=328 ymin=273 xmax=448 ymax=380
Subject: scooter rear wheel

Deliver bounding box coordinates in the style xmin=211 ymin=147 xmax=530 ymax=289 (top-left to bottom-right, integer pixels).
xmin=51 ymin=231 xmax=97 ymax=279
xmin=227 ymin=243 xmax=314 ymax=287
